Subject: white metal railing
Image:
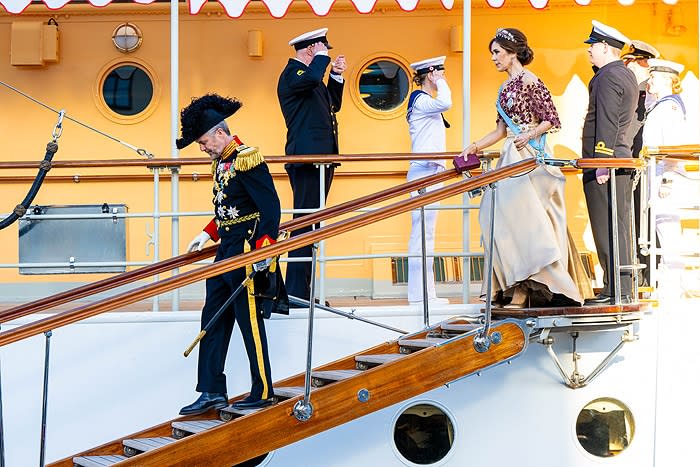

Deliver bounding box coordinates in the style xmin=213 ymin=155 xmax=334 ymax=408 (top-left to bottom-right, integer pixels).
xmin=0 ymin=162 xmax=483 ymax=310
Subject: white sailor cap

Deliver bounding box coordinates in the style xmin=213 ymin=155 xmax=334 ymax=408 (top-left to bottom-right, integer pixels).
xmin=409 ymin=56 xmax=446 ymax=75
xmin=649 ymin=59 xmax=684 ymax=75
xmin=583 ymin=20 xmax=630 ymax=50
xmin=288 ymin=27 xmax=333 ymax=50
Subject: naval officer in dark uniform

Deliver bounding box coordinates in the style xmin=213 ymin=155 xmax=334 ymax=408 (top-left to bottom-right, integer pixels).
xmin=177 ymin=94 xmax=286 ymax=415
xmin=277 ymin=27 xmax=345 ymax=304
xmin=581 ymin=21 xmax=639 ymax=304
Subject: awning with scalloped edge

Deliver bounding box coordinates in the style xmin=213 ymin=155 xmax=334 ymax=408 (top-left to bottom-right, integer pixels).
xmin=0 ymin=0 xmax=455 ymax=16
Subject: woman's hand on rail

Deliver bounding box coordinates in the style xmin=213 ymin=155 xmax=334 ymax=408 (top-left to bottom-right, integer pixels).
xmin=460 ymin=144 xmax=478 ymax=160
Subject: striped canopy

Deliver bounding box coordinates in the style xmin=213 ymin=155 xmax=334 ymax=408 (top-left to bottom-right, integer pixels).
xmin=0 ymin=0 xmax=680 ymax=17
xmin=1 ymin=0 xmax=455 ymax=16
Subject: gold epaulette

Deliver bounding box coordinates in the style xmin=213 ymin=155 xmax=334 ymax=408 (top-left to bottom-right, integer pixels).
xmin=234 ymin=146 xmax=265 ymax=171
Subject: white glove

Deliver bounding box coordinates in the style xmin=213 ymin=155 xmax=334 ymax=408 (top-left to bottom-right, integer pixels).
xmin=253 ymin=258 xmax=272 ymax=272
xmin=187 ymin=231 xmax=211 ymax=252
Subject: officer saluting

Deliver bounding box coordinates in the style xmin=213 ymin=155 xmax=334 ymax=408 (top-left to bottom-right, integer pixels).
xmin=277 ymin=27 xmax=345 ymax=305
xmin=581 ymin=20 xmax=639 ymax=305
xmin=177 ymin=94 xmax=286 ymax=415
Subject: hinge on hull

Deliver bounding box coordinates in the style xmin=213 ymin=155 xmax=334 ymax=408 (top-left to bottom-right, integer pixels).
xmin=538 ymin=326 xmax=638 ymax=389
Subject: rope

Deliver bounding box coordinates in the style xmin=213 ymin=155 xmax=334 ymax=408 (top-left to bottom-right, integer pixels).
xmin=0 ymin=140 xmax=59 ymax=230
xmin=0 ymin=80 xmax=154 ymax=159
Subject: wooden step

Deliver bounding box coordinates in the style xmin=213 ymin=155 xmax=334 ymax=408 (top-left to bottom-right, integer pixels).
xmin=355 ymin=353 xmax=406 ymax=369
xmin=172 ymin=419 xmax=224 ymax=439
xmin=440 ymin=323 xmax=481 ymax=333
xmin=311 ymin=369 xmax=363 ymax=386
xmin=219 ymin=405 xmax=265 ymax=421
xmin=273 ymin=386 xmax=307 ymax=399
xmin=73 ymin=455 xmax=127 ymax=467
xmin=123 ymin=437 xmax=177 ymax=457
xmin=398 ymin=337 xmax=447 ymax=352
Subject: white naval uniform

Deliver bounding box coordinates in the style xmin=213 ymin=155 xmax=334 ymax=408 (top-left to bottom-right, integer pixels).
xmin=406 ymin=79 xmax=451 ymax=302
xmin=642 ymin=94 xmax=696 ymax=296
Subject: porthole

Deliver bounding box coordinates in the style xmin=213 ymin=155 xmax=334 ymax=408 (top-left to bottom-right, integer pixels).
xmin=576 ymin=398 xmax=635 ymax=458
xmin=352 ymin=54 xmax=411 ymax=119
xmin=94 ymin=58 xmax=159 ymax=124
xmin=393 ymin=403 xmax=454 ymax=465
xmin=102 ymin=65 xmax=152 ymax=115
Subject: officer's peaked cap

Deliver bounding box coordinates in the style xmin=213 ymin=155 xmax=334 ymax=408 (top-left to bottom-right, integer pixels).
xmin=289 ymin=28 xmax=333 ymax=50
xmin=176 ymin=94 xmax=242 ymax=150
xmin=410 ymin=56 xmax=446 ymax=75
xmin=584 ymin=20 xmax=630 ymax=50
xmin=621 ymin=40 xmax=660 ymax=60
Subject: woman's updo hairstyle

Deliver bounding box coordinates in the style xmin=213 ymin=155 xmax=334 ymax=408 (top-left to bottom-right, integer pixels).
xmin=489 ymin=28 xmax=534 ymax=66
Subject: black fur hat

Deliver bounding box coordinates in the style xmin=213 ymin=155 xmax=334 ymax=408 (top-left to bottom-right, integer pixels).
xmin=176 ymin=94 xmax=242 ymax=150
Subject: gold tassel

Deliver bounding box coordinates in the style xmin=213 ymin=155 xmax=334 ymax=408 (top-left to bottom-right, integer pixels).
xmin=234 ymin=146 xmax=264 ymax=172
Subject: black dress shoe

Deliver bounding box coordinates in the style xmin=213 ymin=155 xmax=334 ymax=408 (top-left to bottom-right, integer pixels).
xmin=585 ymin=294 xmax=633 ymax=305
xmin=231 ymin=396 xmax=275 ymax=410
xmin=179 ymin=392 xmax=228 ymax=416
xmin=584 ymin=294 xmax=611 ymax=305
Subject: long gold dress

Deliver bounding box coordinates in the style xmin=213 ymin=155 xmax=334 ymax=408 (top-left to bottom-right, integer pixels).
xmin=479 ymin=74 xmax=592 ymax=305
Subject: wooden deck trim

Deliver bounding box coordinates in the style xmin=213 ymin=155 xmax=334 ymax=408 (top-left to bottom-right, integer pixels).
xmin=491 ymin=302 xmax=650 ymax=318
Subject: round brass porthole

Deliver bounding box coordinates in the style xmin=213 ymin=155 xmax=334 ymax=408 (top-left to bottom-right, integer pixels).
xmin=576 ymin=397 xmax=635 ymax=458
xmin=351 ymin=53 xmax=411 ymax=120
xmin=94 ymin=58 xmax=159 ymax=124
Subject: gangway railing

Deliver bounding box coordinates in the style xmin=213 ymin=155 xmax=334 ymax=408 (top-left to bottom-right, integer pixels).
xmin=0 ymin=157 xmax=469 ymax=324
xmin=0 ymin=151 xmax=492 ymax=310
xmin=0 ymin=157 xmax=535 ymax=347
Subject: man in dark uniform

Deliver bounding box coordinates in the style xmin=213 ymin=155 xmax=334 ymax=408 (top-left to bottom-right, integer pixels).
xmin=622 ymin=40 xmax=661 ymax=286
xmin=177 ymin=94 xmax=287 ymax=414
xmin=582 ymin=21 xmax=639 ymax=305
xmin=277 ymin=27 xmax=346 ymax=304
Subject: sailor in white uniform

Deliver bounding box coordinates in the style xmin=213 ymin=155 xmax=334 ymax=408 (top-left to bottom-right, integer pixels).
xmin=406 ymin=56 xmax=452 ymax=305
xmin=642 ymin=59 xmax=697 ymax=298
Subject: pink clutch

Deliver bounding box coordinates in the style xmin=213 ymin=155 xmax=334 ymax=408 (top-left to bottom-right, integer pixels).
xmin=453 ymin=153 xmax=481 ymax=173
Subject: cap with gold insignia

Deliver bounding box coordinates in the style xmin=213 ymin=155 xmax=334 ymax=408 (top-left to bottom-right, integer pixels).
xmin=409 ymin=56 xmax=446 ymax=75
xmin=288 ymin=27 xmax=333 ymax=51
xmin=583 ymin=20 xmax=630 ymax=50
xmin=649 ymin=59 xmax=684 ymax=75
xmin=621 ymin=40 xmax=660 ymax=60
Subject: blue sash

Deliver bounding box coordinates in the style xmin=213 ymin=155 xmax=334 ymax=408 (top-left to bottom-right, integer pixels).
xmin=407 ymin=90 xmax=450 ymax=128
xmin=495 ymin=85 xmax=547 ymax=157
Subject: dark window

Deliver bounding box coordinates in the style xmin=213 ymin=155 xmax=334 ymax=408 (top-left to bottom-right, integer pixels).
xmin=358 ymin=60 xmax=409 ymax=111
xmin=394 ymin=404 xmax=454 ymax=464
xmin=392 ymin=256 xmax=483 ymax=285
xmin=576 ymin=398 xmax=635 ymax=458
xmin=102 ymin=65 xmax=153 ymax=116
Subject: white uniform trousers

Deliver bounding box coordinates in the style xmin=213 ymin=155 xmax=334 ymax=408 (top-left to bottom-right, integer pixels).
xmin=407 ymin=162 xmax=444 ymax=302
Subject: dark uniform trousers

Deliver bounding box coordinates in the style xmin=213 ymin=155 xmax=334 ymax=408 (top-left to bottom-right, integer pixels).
xmin=196 ymin=229 xmax=273 ymax=400
xmin=584 ymin=174 xmax=634 ymax=297
xmin=582 ymin=60 xmax=638 ymax=299
xmin=285 ymin=164 xmax=335 ymax=300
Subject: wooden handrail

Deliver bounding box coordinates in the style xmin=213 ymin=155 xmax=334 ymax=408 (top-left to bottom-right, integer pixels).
xmin=0 ymin=163 xmax=465 ymax=323
xmin=575 ymin=157 xmax=645 ymax=170
xmin=644 ymin=145 xmax=700 ymax=158
xmin=0 ymin=152 xmax=462 ymax=170
xmin=0 ymin=158 xmax=535 ymax=347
